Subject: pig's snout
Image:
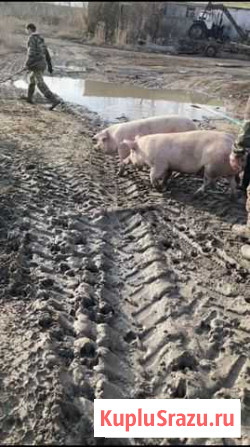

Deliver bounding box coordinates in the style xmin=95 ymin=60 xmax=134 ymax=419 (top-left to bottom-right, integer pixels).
xmin=93 ymin=135 xmax=100 ymax=149
xmin=130 ymin=151 xmax=143 ymax=166
xmin=93 ymin=133 xmax=99 ymax=142
xmin=93 ymin=137 xmax=101 ymax=150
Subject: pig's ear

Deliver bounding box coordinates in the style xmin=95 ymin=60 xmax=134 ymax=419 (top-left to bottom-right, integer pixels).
xmin=93 ymin=129 xmax=109 ymax=141
xmin=101 ymin=129 xmax=109 ymax=141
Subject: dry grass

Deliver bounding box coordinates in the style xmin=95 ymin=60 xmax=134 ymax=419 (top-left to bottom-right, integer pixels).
xmin=0 ymin=16 xmax=26 ymax=55
xmin=91 ymin=22 xmax=106 ymax=45
xmin=115 ymin=28 xmax=128 ymax=46
xmin=55 ymin=7 xmax=88 ymax=40
xmin=0 ymin=1 xmax=88 ymax=53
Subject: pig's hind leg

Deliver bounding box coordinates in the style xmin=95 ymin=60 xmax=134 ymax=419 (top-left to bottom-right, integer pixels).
xmin=195 ymin=172 xmax=215 ymax=195
xmin=194 ymin=161 xmax=221 ymax=195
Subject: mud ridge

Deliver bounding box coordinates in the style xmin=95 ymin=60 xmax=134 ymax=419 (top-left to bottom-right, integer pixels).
xmin=0 ymin=98 xmax=250 ymax=445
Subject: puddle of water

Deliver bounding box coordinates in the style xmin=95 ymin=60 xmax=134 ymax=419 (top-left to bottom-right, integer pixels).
xmin=14 ymin=77 xmax=226 ymax=123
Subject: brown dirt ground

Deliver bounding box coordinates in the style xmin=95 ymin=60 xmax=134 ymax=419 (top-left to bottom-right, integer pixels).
xmin=0 ymin=37 xmax=250 ymax=445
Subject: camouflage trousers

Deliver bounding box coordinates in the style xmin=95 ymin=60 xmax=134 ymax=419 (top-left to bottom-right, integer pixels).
xmin=247 ymin=185 xmax=250 ymax=227
xmin=28 ymin=70 xmax=57 ymax=103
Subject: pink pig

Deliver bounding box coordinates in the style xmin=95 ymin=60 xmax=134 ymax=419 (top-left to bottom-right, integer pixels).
xmin=93 ymin=115 xmax=197 ymax=175
xmin=122 ymin=130 xmax=246 ymax=197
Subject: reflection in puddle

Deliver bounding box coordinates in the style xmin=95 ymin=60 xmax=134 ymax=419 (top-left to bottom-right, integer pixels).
xmin=15 ymin=77 xmax=225 ymax=123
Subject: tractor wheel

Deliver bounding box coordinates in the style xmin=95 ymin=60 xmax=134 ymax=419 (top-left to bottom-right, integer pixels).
xmin=188 ymin=23 xmax=207 ymax=40
xmin=204 ymin=44 xmax=218 ymax=57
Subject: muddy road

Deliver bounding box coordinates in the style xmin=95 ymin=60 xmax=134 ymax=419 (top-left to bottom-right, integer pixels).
xmin=0 ymin=39 xmax=250 ymax=445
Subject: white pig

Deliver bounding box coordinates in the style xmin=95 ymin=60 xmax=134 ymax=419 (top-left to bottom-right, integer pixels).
xmin=93 ymin=115 xmax=197 ymax=175
xmin=122 ymin=130 xmax=246 ymax=196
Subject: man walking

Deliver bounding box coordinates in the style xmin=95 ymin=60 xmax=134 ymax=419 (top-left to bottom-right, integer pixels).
xmin=22 ymin=23 xmax=61 ymax=110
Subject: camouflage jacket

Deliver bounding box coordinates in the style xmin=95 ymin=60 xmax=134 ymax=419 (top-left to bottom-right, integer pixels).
xmin=26 ymin=33 xmax=52 ymax=72
xmin=235 ymin=121 xmax=250 ymax=151
xmin=234 ymin=97 xmax=250 ymax=153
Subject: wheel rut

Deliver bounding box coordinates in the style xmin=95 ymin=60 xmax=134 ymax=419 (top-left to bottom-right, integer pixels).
xmin=0 ymin=103 xmax=250 ymax=445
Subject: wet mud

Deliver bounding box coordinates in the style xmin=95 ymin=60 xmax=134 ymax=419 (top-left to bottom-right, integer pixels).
xmin=0 ymin=40 xmax=250 ymax=445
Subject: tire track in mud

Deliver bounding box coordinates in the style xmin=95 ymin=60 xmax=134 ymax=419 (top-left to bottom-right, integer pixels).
xmin=0 ymin=126 xmax=139 ymax=445
xmin=113 ymin=166 xmax=250 ymax=445
xmin=1 ymin=103 xmax=250 ymax=445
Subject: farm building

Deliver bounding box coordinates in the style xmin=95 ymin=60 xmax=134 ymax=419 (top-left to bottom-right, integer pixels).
xmin=88 ymin=1 xmax=250 ymax=44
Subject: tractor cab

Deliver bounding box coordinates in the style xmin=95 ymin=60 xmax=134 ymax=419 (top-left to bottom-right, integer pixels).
xmin=198 ymin=10 xmax=214 ymax=30
xmin=189 ymin=7 xmax=225 ymax=41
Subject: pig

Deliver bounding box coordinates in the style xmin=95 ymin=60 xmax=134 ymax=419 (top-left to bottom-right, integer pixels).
xmin=122 ymin=130 xmax=246 ymax=197
xmin=93 ymin=115 xmax=197 ymax=175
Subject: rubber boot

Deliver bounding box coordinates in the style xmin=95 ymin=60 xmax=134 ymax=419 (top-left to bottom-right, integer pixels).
xmin=20 ymin=84 xmax=35 ymax=104
xmin=49 ymin=99 xmax=61 ymax=111
xmin=27 ymin=83 xmax=35 ymax=103
xmin=36 ymin=79 xmax=61 ymax=110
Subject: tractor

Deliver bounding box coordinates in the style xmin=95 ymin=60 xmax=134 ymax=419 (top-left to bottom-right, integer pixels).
xmin=188 ymin=2 xmax=248 ymax=44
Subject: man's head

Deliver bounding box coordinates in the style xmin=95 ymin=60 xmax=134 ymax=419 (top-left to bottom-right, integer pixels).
xmin=26 ymin=23 xmax=36 ymax=35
